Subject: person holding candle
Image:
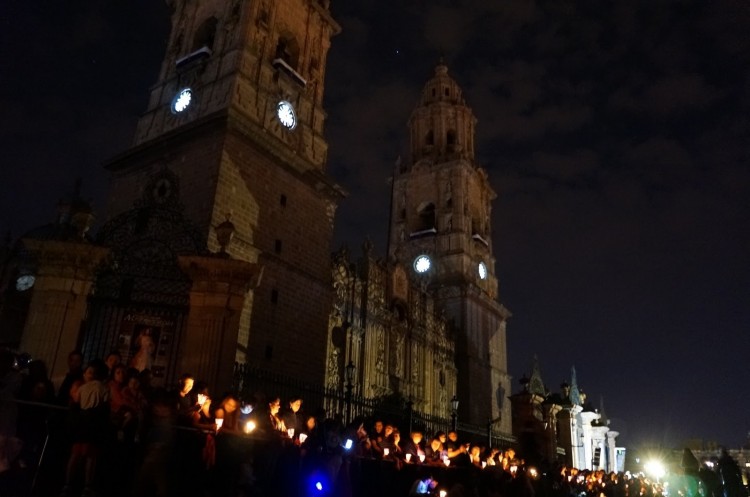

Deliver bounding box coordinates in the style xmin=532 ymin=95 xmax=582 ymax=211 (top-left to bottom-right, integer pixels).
xmin=424 ymin=436 xmax=445 ymax=465
xmin=369 ymin=419 xmax=386 ymax=457
xmin=281 ymin=395 xmax=303 ymax=439
xmin=403 ymin=430 xmax=426 ymax=463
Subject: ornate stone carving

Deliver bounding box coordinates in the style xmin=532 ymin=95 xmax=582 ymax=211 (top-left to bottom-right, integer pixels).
xmin=411 ymin=343 xmax=419 ymax=383
xmin=375 ymin=331 xmax=385 ymax=374
xmin=327 ymin=346 xmax=340 ymax=389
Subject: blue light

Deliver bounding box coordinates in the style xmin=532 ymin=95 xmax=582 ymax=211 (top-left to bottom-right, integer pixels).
xmin=344 ymin=439 xmax=353 ymax=450
xmin=315 ymin=482 xmax=323 ymax=491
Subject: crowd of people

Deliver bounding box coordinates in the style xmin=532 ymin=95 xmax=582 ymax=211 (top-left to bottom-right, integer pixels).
xmin=0 ymin=348 xmax=747 ymax=497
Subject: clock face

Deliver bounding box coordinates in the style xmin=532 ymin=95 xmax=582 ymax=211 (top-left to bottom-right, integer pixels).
xmin=171 ymin=88 xmax=192 ymax=114
xmin=276 ymin=100 xmax=297 ymax=129
xmin=414 ymin=255 xmax=431 ymax=274
xmin=16 ymin=275 xmax=35 ymax=292
xmin=478 ymin=262 xmax=487 ymax=280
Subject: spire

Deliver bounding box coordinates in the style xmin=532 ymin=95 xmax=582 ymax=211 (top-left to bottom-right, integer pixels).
xmin=569 ymin=366 xmax=582 ymax=406
xmin=527 ymin=355 xmax=546 ymax=396
xmin=408 ymin=63 xmax=476 ymax=165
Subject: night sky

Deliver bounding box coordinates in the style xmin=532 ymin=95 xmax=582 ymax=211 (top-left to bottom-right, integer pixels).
xmin=1 ymin=1 xmax=749 ymax=449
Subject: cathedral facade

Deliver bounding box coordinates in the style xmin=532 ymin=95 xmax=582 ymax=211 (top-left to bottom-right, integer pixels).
xmin=1 ymin=0 xmax=511 ymax=435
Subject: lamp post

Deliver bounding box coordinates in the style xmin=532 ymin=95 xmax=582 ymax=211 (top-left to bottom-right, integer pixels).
xmin=345 ymin=360 xmax=355 ymax=425
xmin=450 ymin=394 xmax=459 ymax=432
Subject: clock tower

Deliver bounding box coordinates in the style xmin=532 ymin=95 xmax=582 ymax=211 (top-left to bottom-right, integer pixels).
xmin=388 ymin=64 xmax=512 ymax=431
xmin=104 ymin=0 xmax=343 ymax=382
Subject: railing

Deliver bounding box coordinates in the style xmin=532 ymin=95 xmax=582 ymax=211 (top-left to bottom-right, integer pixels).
xmin=231 ymin=363 xmax=515 ymax=447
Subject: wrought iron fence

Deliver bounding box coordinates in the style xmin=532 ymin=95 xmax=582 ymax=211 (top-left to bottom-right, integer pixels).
xmin=231 ymin=363 xmax=515 ymax=448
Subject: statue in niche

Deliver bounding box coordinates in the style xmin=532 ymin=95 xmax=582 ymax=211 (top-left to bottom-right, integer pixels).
xmin=375 ymin=332 xmax=385 ymax=373
xmin=391 ymin=333 xmax=405 ymax=378
xmin=411 ymin=347 xmax=419 ymax=383
xmin=327 ymin=347 xmax=340 ymax=389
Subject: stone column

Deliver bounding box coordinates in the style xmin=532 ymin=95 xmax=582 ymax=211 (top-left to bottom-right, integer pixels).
xmin=544 ymin=403 xmax=563 ymax=463
xmin=606 ymin=430 xmax=620 ymax=472
xmin=579 ymin=411 xmax=600 ymax=470
xmin=557 ymin=405 xmax=583 ymax=469
xmin=20 ymin=239 xmax=109 ymax=381
xmin=178 ymin=255 xmax=259 ymax=395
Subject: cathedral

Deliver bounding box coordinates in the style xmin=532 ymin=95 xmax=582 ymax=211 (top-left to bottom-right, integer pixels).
xmin=0 ymin=0 xmax=511 ymax=435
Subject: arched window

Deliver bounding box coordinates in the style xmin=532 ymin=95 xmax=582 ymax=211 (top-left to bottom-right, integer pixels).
xmin=447 ymin=130 xmax=457 ymax=146
xmin=425 ymin=130 xmax=434 ymax=146
xmin=471 ymin=218 xmax=480 ymax=235
xmin=417 ymin=203 xmax=436 ymax=231
xmin=275 ymin=35 xmax=300 ymax=70
xmin=193 ymin=17 xmax=218 ymax=51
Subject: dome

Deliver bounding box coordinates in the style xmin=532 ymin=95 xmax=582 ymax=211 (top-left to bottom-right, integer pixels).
xmin=418 ymin=63 xmax=466 ymax=107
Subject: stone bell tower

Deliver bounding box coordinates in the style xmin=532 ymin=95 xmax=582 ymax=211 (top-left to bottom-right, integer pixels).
xmin=104 ymin=0 xmax=344 ymax=382
xmin=388 ymin=63 xmax=512 ymax=432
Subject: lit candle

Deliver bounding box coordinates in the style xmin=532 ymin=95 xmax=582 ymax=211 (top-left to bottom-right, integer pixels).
xmin=443 ymin=457 xmax=450 ymax=467
xmin=299 ymin=433 xmax=308 ymax=443
xmin=419 ymin=454 xmax=425 ymax=463
xmin=482 ymin=461 xmax=487 ymax=468
xmin=405 ymin=453 xmax=412 ymax=463
xmin=287 ymin=428 xmax=295 ymax=438
xmin=215 ymin=418 xmax=224 ymax=431
xmin=383 ymin=448 xmax=390 ymax=457
xmin=244 ymin=420 xmax=256 ymax=433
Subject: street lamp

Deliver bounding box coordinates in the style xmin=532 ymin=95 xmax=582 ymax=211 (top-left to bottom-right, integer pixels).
xmin=450 ymin=394 xmax=459 ymax=432
xmin=345 ymin=360 xmax=356 ymax=424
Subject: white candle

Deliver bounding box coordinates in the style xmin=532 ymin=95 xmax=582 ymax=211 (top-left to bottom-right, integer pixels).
xmin=287 ymin=428 xmax=295 ymax=438
xmin=383 ymin=448 xmax=390 ymax=457
xmin=405 ymin=453 xmax=412 ymax=462
xmin=215 ymin=418 xmax=224 ymax=431
xmin=419 ymin=454 xmax=425 ymax=463
xmin=299 ymin=433 xmax=308 ymax=443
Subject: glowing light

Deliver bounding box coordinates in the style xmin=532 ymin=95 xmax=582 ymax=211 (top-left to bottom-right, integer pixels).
xmin=439 ymin=491 xmax=447 ymax=497
xmin=419 ymin=454 xmax=425 ymax=463
xmin=343 ymin=439 xmax=353 ymax=450
xmin=299 ymin=433 xmax=308 ymax=443
xmin=287 ymin=428 xmax=295 ymax=438
xmin=414 ymin=255 xmax=431 ymax=273
xmin=443 ymin=457 xmax=450 ymax=467
xmin=276 ymin=101 xmax=297 ymax=129
xmin=215 ymin=418 xmax=224 ymax=431
xmin=315 ymin=482 xmax=323 ymax=491
xmin=244 ymin=420 xmax=256 ymax=433
xmin=644 ymin=460 xmax=666 ymax=480
xmin=240 ymin=404 xmax=253 ymax=414
xmin=478 ymin=262 xmax=487 ymax=280
xmin=383 ymin=448 xmax=390 ymax=457
xmin=405 ymin=453 xmax=412 ymax=462
xmin=171 ymin=88 xmax=192 ymax=114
